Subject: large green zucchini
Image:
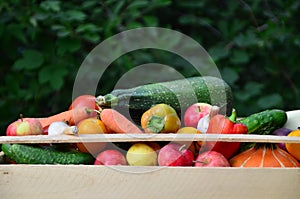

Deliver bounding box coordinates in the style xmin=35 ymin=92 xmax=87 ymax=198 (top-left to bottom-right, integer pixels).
xmin=96 ymin=76 xmax=233 ymax=124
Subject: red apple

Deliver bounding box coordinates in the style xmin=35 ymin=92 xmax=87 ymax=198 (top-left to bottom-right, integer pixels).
xmin=94 ymin=149 xmax=127 ymax=165
xmin=6 ymin=116 xmax=43 ymax=136
xmin=183 ymin=103 xmax=213 ymax=128
xmin=158 ymin=143 xmax=194 ymax=166
xmin=194 ymin=151 xmax=230 ymax=167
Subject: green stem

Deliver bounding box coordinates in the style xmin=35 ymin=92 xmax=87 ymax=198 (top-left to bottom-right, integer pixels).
xmin=228 ymin=108 xmax=237 ymax=122
xmin=96 ymin=94 xmax=118 ymax=107
xmin=147 ymin=115 xmax=165 ymax=133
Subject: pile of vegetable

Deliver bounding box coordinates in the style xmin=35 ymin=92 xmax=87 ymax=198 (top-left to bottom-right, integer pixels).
xmin=1 ymin=76 xmax=300 ymax=167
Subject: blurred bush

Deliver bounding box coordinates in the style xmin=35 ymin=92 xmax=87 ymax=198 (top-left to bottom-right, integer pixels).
xmin=1 ymin=0 xmax=300 ymax=134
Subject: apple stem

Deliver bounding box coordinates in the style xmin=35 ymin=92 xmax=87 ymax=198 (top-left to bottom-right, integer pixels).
xmin=20 ymin=114 xmax=24 ymax=122
xmin=197 ymin=106 xmax=201 ymax=112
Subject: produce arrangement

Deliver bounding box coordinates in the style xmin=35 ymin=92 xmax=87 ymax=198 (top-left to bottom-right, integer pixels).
xmin=1 ymin=76 xmax=300 ymax=168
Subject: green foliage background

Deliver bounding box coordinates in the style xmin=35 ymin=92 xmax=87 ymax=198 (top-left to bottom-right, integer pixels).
xmin=1 ymin=0 xmax=300 ymax=134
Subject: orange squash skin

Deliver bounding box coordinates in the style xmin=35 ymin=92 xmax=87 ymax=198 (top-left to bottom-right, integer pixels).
xmin=230 ymin=144 xmax=300 ymax=168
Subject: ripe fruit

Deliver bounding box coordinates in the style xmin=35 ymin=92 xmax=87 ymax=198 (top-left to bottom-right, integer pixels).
xmin=176 ymin=127 xmax=203 ymax=156
xmin=69 ymin=95 xmax=98 ymax=110
xmin=141 ymin=104 xmax=181 ymax=133
xmin=94 ymin=149 xmax=127 ymax=165
xmin=133 ymin=141 xmax=161 ymax=154
xmin=183 ymin=103 xmax=213 ymax=128
xmin=126 ymin=143 xmax=157 ymax=166
xmin=194 ymin=151 xmax=230 ymax=167
xmin=76 ymin=118 xmax=107 ymax=155
xmin=285 ymin=129 xmax=300 ymax=160
xmin=6 ymin=115 xmax=43 ymax=136
xmin=158 ymin=143 xmax=194 ymax=166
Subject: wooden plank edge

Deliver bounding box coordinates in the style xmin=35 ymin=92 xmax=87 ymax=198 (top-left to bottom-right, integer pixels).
xmin=1 ymin=164 xmax=300 ymax=169
xmin=1 ymin=133 xmax=300 ymax=144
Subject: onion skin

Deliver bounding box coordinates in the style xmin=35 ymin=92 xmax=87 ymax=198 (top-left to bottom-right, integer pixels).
xmin=272 ymin=127 xmax=292 ymax=151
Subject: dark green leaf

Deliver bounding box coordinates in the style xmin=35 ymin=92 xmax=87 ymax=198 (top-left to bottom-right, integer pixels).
xmin=230 ymin=50 xmax=249 ymax=64
xmin=143 ymin=16 xmax=158 ymax=26
xmin=221 ymin=67 xmax=239 ymax=85
xmin=127 ymin=22 xmax=142 ymax=29
xmin=76 ymin=24 xmax=99 ymax=33
xmin=56 ymin=38 xmax=81 ymax=55
xmin=7 ymin=24 xmax=27 ymax=43
xmin=13 ymin=50 xmax=44 ymax=70
xmin=234 ymin=30 xmax=258 ymax=47
xmin=40 ymin=1 xmax=61 ymax=12
xmin=235 ymin=82 xmax=264 ymax=101
xmin=113 ymin=1 xmax=125 ymax=15
xmin=57 ymin=29 xmax=71 ymax=37
xmin=38 ymin=65 xmax=68 ymax=90
xmin=257 ymin=94 xmax=283 ymax=109
xmin=82 ymin=33 xmax=100 ymax=43
xmin=65 ymin=10 xmax=86 ymax=21
xmin=177 ymin=1 xmax=204 ymax=8
xmin=209 ymin=46 xmax=229 ymax=61
xmin=127 ymin=1 xmax=148 ymax=10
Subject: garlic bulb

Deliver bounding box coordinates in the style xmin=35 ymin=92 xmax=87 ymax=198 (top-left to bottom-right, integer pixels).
xmin=197 ymin=106 xmax=220 ymax=133
xmin=197 ymin=115 xmax=210 ymax=133
xmin=48 ymin=122 xmax=78 ymax=136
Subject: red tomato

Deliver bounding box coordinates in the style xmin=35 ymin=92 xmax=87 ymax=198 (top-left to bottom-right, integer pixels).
xmin=69 ymin=95 xmax=98 ymax=110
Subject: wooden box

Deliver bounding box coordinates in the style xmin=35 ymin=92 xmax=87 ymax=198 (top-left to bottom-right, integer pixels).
xmin=1 ymin=111 xmax=300 ymax=199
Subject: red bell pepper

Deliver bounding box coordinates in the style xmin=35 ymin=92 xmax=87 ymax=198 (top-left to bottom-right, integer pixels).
xmin=203 ymin=109 xmax=248 ymax=159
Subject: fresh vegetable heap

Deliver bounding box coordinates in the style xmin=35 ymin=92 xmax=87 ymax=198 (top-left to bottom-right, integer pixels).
xmin=1 ymin=76 xmax=300 ymax=167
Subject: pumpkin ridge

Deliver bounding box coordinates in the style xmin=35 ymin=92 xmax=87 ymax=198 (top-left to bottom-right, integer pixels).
xmin=230 ymin=143 xmax=300 ymax=168
xmin=276 ymin=147 xmax=300 ymax=167
xmin=230 ymin=147 xmax=254 ymax=167
xmin=244 ymin=146 xmax=262 ymax=167
xmin=241 ymin=155 xmax=252 ymax=167
xmin=240 ymin=147 xmax=257 ymax=167
xmin=271 ymin=146 xmax=284 ymax=167
xmin=260 ymin=145 xmax=267 ymax=167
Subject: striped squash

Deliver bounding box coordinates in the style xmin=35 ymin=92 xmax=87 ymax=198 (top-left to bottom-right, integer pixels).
xmin=230 ymin=144 xmax=300 ymax=167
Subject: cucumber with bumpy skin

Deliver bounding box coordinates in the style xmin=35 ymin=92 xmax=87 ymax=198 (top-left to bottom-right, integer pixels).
xmin=96 ymin=76 xmax=233 ymax=123
xmin=239 ymin=109 xmax=287 ymax=135
xmin=1 ymin=144 xmax=94 ymax=164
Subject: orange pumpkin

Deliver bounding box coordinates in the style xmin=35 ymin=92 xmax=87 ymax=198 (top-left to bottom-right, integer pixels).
xmin=230 ymin=144 xmax=300 ymax=167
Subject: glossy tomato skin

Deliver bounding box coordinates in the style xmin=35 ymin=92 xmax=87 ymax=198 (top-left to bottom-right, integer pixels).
xmin=69 ymin=95 xmax=98 ymax=110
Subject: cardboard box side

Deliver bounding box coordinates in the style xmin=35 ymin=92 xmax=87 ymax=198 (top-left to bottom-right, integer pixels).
xmin=0 ymin=165 xmax=300 ymax=199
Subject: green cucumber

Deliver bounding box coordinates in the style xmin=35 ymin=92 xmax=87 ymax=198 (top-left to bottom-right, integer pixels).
xmin=239 ymin=109 xmax=287 ymax=135
xmin=96 ymin=76 xmax=233 ymax=123
xmin=2 ymin=144 xmax=94 ymax=164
